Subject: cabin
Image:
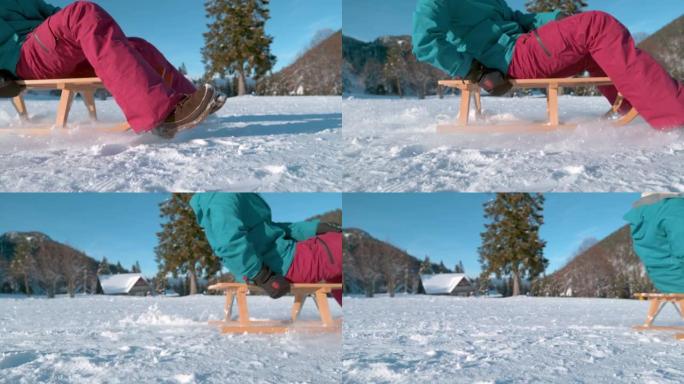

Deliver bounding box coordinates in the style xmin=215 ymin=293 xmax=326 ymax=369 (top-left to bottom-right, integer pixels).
xmin=98 ymin=273 xmax=151 ymax=296
xmin=421 ymin=273 xmax=475 ymax=296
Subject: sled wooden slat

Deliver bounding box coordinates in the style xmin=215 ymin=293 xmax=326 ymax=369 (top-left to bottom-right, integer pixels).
xmin=207 ymin=282 xmax=342 ymax=334
xmin=632 ymin=293 xmax=684 ymax=340
xmin=438 ymin=77 xmax=639 ymax=133
xmin=3 ymin=77 xmax=131 ymax=135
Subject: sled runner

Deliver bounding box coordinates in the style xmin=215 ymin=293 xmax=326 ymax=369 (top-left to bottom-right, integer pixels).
xmin=2 ymin=77 xmax=130 ymax=135
xmin=437 ymin=77 xmax=640 ymax=133
xmin=632 ymin=293 xmax=684 ymax=339
xmin=207 ymin=282 xmax=343 ymax=334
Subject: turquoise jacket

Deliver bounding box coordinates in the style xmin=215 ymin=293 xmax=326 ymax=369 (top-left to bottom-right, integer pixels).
xmin=0 ymin=0 xmax=60 ymax=76
xmin=412 ymin=0 xmax=560 ymax=78
xmin=190 ymin=193 xmax=320 ymax=281
xmin=624 ymin=197 xmax=684 ymax=293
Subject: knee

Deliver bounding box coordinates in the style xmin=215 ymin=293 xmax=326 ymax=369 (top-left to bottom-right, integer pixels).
xmin=586 ymin=10 xmax=625 ymax=30
xmin=127 ymin=37 xmax=153 ymax=49
xmin=65 ymin=1 xmax=111 ymax=19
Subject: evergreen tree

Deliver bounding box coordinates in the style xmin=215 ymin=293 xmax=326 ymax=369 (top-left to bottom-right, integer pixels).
xmin=115 ymin=261 xmax=124 ymax=274
xmin=178 ymin=63 xmax=188 ymax=76
xmin=10 ymin=239 xmax=34 ymax=296
xmin=155 ymin=194 xmax=221 ymax=295
xmin=383 ymin=43 xmax=409 ymax=97
xmin=131 ymin=261 xmax=142 ymax=274
xmin=419 ymin=256 xmax=433 ymax=275
xmin=455 ymin=260 xmax=465 ymax=274
xmin=97 ymin=257 xmax=112 ymax=275
xmin=202 ymin=0 xmax=276 ymax=95
xmin=479 ymin=193 xmax=548 ymax=296
xmin=525 ymin=0 xmax=587 ymax=14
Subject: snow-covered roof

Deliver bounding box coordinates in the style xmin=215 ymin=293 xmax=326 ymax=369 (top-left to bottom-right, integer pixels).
xmin=421 ymin=273 xmax=470 ymax=295
xmin=98 ymin=273 xmax=146 ymax=295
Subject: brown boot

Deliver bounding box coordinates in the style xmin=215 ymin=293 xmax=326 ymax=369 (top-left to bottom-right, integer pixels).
xmin=153 ymin=84 xmax=216 ymax=139
xmin=209 ymin=92 xmax=227 ymax=115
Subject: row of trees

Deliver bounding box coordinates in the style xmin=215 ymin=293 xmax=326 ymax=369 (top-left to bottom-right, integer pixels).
xmin=0 ymin=236 xmax=138 ymax=298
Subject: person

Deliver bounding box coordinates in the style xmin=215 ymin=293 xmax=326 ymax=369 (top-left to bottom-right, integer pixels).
xmin=624 ymin=193 xmax=684 ymax=293
xmin=0 ymin=0 xmax=226 ymax=138
xmin=412 ymin=0 xmax=684 ymax=130
xmin=190 ymin=193 xmax=343 ymax=306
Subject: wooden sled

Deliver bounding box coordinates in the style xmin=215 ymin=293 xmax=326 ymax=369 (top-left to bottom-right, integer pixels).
xmin=207 ymin=282 xmax=342 ymax=334
xmin=437 ymin=77 xmax=639 ymax=133
xmin=632 ymin=293 xmax=684 ymax=340
xmin=1 ymin=77 xmax=130 ymax=135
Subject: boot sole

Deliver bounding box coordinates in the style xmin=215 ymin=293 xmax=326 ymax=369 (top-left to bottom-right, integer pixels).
xmin=161 ymin=85 xmax=216 ymax=132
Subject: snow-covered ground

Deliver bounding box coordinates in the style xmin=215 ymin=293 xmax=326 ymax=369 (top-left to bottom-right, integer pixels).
xmin=342 ymin=95 xmax=684 ymax=192
xmin=343 ymin=295 xmax=684 ymax=384
xmin=0 ymin=294 xmax=341 ymax=383
xmin=0 ymin=96 xmax=341 ymax=192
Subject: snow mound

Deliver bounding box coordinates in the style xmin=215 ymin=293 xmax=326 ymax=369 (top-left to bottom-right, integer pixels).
xmin=118 ymin=304 xmax=197 ymax=327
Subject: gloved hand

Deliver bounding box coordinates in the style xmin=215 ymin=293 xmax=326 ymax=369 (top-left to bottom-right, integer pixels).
xmin=465 ymin=60 xmax=513 ymax=97
xmin=317 ymin=222 xmax=342 ymax=234
xmin=252 ymin=265 xmax=290 ymax=299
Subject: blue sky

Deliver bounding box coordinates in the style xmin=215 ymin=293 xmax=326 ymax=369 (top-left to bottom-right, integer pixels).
xmin=50 ymin=0 xmax=342 ymax=77
xmin=343 ymin=193 xmax=640 ymax=276
xmin=343 ymin=0 xmax=684 ymax=42
xmin=0 ymin=193 xmax=341 ymax=276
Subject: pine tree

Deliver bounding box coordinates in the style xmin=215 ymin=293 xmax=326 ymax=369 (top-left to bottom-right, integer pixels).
xmin=479 ymin=193 xmax=548 ymax=296
xmin=202 ymin=0 xmax=276 ymax=95
xmin=10 ymin=239 xmax=34 ymax=296
xmin=97 ymin=257 xmax=111 ymax=275
xmin=419 ymin=256 xmax=433 ymax=275
xmin=383 ymin=43 xmax=409 ymax=97
xmin=178 ymin=63 xmax=188 ymax=76
xmin=131 ymin=261 xmax=142 ymax=274
xmin=155 ymin=194 xmax=221 ymax=295
xmin=454 ymin=260 xmax=465 ymax=274
xmin=525 ymin=0 xmax=587 ymax=14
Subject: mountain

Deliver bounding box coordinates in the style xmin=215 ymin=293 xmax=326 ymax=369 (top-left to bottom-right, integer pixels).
xmin=343 ymin=34 xmax=448 ymax=97
xmin=0 ymin=232 xmax=127 ymax=296
xmin=638 ymin=15 xmax=684 ymax=81
xmin=257 ymin=31 xmax=342 ymax=96
xmin=309 ymin=209 xmax=342 ymax=226
xmin=343 ymin=228 xmax=451 ymax=296
xmin=532 ymin=226 xmax=654 ymax=298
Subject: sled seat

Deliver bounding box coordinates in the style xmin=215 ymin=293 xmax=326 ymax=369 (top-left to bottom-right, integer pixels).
xmin=633 ymin=293 xmax=684 ymax=340
xmin=5 ymin=77 xmax=130 ymax=135
xmin=438 ymin=77 xmax=640 ymax=133
xmin=207 ymin=282 xmax=342 ymax=334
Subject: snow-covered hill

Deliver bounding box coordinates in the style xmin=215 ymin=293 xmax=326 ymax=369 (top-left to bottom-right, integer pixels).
xmin=0 ymin=294 xmax=341 ymax=384
xmin=342 ymin=95 xmax=684 ymax=192
xmin=0 ymin=96 xmax=341 ymax=192
xmin=343 ymin=295 xmax=684 ymax=384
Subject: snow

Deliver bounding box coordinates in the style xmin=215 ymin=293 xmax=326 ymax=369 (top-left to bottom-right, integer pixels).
xmin=343 ymin=295 xmax=684 ymax=383
xmin=0 ymin=95 xmax=341 ymax=192
xmin=420 ymin=274 xmax=468 ymax=295
xmin=342 ymin=95 xmax=684 ymax=192
xmin=0 ymin=294 xmax=341 ymax=383
xmin=98 ymin=274 xmax=145 ymax=295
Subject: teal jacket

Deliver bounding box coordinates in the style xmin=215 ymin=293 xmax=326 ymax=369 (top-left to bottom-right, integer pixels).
xmin=412 ymin=0 xmax=560 ymax=78
xmin=0 ymin=0 xmax=60 ymax=76
xmin=190 ymin=193 xmax=320 ymax=280
xmin=624 ymin=197 xmax=684 ymax=293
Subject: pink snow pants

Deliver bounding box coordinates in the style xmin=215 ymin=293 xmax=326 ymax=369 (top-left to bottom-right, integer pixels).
xmin=16 ymin=1 xmax=196 ymax=132
xmin=286 ymin=232 xmax=343 ymax=306
xmin=508 ymin=11 xmax=684 ymax=129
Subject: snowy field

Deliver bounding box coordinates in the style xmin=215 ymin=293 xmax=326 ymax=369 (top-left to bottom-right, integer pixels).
xmin=0 ymin=96 xmax=341 ymax=192
xmin=0 ymin=294 xmax=342 ymax=384
xmin=342 ymin=95 xmax=684 ymax=192
xmin=343 ymin=295 xmax=684 ymax=384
